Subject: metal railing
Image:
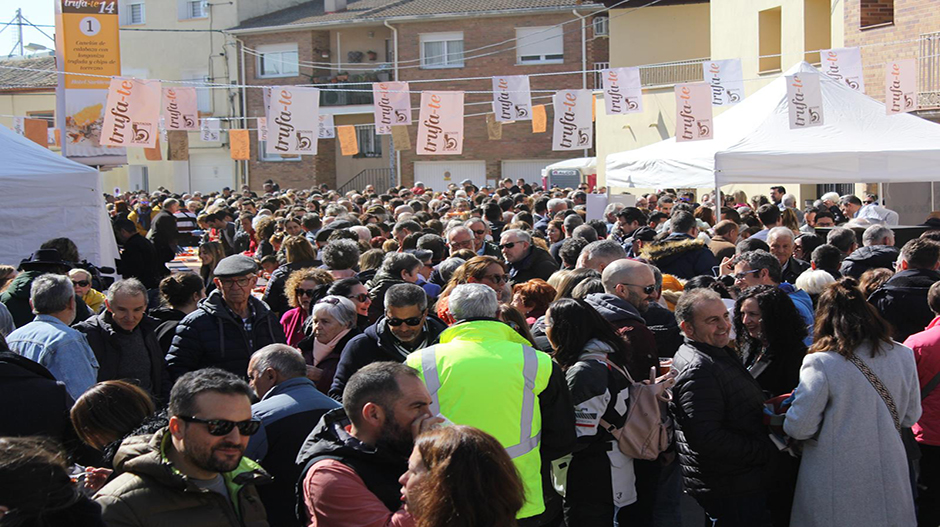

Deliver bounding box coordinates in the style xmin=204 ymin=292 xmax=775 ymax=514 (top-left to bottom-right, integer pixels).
xmin=337 ymin=167 xmax=393 ymax=195
xmin=593 ymin=61 xmax=609 ymax=89
xmin=593 ymin=58 xmax=708 ymax=89
xmin=920 ymin=32 xmax=940 ymax=109
xmin=320 ymin=82 xmax=374 ymax=107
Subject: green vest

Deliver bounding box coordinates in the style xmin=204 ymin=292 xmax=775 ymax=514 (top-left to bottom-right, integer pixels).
xmin=405 ymin=320 xmax=553 ymax=519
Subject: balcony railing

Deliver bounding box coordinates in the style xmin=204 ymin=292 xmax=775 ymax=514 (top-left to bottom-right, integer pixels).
xmin=920 ymin=31 xmax=940 ymax=109
xmin=320 ymin=82 xmax=374 ymax=107
xmin=593 ymin=58 xmax=709 ymax=90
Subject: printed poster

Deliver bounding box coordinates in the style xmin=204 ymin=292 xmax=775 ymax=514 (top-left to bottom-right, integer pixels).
xmin=257 ymin=116 xmax=268 ymax=142
xmin=372 ymin=82 xmax=412 ymax=135
xmin=492 ymin=75 xmax=532 ymax=122
xmin=337 ymin=125 xmax=359 ymax=156
xmin=674 ymin=83 xmax=713 ymax=142
xmin=702 ymin=59 xmax=744 ymax=106
xmin=200 ymin=119 xmax=221 ymax=142
xmin=229 ymin=129 xmax=250 ymax=160
xmin=265 ymin=86 xmax=320 ymax=155
xmin=822 ymin=47 xmax=866 ymax=92
xmin=318 ymin=114 xmax=335 ymax=139
xmin=786 ymin=72 xmax=824 ymax=129
xmin=100 ymin=77 xmax=162 ymax=148
xmin=602 ymin=67 xmax=643 ymax=115
xmin=553 ymin=90 xmax=593 ymax=151
xmin=416 ymin=91 xmax=464 ymax=155
xmin=162 ymin=87 xmax=199 ymax=130
xmin=885 ymin=59 xmax=917 ymax=115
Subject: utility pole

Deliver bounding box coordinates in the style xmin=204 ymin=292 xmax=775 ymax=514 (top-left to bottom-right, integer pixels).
xmin=14 ymin=8 xmax=23 ymax=57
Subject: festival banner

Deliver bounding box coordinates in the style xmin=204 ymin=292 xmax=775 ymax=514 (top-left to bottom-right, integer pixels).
xmin=144 ymin=137 xmax=162 ymax=161
xmin=416 ymin=91 xmax=464 ymax=155
xmin=229 ymin=129 xmax=250 ymax=160
xmin=100 ymin=77 xmax=162 ymax=148
xmin=167 ymin=130 xmax=189 ymax=160
xmin=552 ymin=89 xmax=593 ymax=151
xmin=703 ymin=59 xmax=745 ymax=106
xmin=532 ymin=105 xmax=547 ymax=133
xmin=486 ymin=114 xmax=503 ymax=140
xmin=786 ymin=72 xmax=824 ymax=129
xmin=319 ymin=114 xmax=335 ymax=139
xmin=602 ymin=67 xmax=643 ymax=115
xmin=885 ymin=59 xmax=917 ymax=115
xmin=257 ymin=117 xmax=268 ymax=142
xmin=265 ymin=86 xmax=320 ymax=156
xmin=674 ymin=83 xmax=713 ymax=142
xmin=161 ymin=87 xmax=199 ymax=130
xmin=491 ymin=75 xmax=532 ymax=122
xmin=200 ymin=119 xmax=221 ymax=142
xmin=337 ymin=125 xmax=359 ymax=156
xmin=24 ymin=118 xmax=48 ymax=148
xmin=11 ymin=117 xmax=24 ymax=135
xmin=372 ymin=82 xmax=412 ymax=135
xmin=822 ymin=47 xmax=865 ymax=92
xmin=48 ymin=128 xmax=60 ymax=147
xmin=54 ymin=0 xmax=122 ymax=163
xmin=391 ymin=125 xmax=411 ymax=151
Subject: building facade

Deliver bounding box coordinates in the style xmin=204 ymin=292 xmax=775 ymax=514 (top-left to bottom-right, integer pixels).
xmin=231 ymin=0 xmax=609 ymax=193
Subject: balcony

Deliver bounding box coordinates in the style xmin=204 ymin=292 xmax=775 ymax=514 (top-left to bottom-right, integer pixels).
xmin=320 ymin=83 xmax=374 ymax=107
xmin=920 ymin=31 xmax=940 ymax=109
xmin=593 ymin=58 xmax=709 ymax=90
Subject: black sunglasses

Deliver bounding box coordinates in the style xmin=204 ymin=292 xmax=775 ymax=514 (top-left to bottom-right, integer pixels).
xmin=179 ymin=416 xmax=261 ymax=436
xmin=499 ymin=241 xmax=518 ymax=250
xmin=387 ymin=313 xmax=425 ymax=327
xmin=348 ymin=293 xmax=369 ymax=303
xmin=296 ymin=288 xmax=317 ymax=297
xmin=72 ymin=280 xmax=90 ymax=287
xmin=620 ymin=282 xmax=656 ymax=295
xmin=471 ymin=229 xmax=486 ymax=236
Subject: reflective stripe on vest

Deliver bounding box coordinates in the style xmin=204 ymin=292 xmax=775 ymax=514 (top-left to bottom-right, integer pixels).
xmin=419 ymin=344 xmax=541 ymax=459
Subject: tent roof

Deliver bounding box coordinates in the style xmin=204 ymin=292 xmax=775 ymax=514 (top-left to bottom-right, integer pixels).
xmin=542 ymin=156 xmax=597 ymax=177
xmin=606 ymin=61 xmax=940 ymax=189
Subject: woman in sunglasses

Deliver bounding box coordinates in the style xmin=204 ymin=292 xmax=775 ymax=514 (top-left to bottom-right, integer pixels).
xmin=69 ymin=268 xmax=106 ymax=315
xmin=298 ymin=295 xmax=360 ymax=394
xmin=281 ymin=269 xmax=334 ymax=348
xmin=328 ymin=277 xmax=372 ymax=331
xmin=434 ymin=256 xmax=508 ymax=325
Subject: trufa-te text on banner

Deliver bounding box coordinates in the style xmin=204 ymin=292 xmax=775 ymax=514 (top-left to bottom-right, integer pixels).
xmin=417 ymin=91 xmax=465 ymax=155
xmin=101 ymin=77 xmax=162 ymax=148
xmin=552 ymin=89 xmax=593 ymax=151
xmin=675 ymin=83 xmax=713 ymax=142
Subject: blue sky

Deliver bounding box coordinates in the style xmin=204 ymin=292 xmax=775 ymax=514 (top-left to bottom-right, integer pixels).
xmin=0 ymin=1 xmax=55 ymax=56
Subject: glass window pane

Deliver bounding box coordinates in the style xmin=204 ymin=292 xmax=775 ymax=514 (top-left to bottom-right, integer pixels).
xmin=283 ymin=51 xmax=299 ymax=74
xmin=424 ymin=41 xmax=444 ymax=66
xmin=446 ymin=40 xmax=464 ymax=65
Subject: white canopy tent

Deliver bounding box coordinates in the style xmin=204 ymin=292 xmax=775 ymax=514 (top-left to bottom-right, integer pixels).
xmin=606 ymin=62 xmax=940 ymax=192
xmin=0 ymin=124 xmax=118 ymax=269
xmin=541 ymin=156 xmax=597 ymax=178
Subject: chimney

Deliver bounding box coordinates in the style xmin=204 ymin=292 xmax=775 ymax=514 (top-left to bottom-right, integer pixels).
xmin=325 ymin=0 xmax=347 ymax=13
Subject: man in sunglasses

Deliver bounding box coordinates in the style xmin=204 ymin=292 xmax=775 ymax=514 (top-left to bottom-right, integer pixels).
xmin=167 ymin=255 xmax=286 ymax=384
xmin=96 ymin=368 xmax=271 ymax=526
xmin=329 ymin=284 xmax=447 ymax=400
xmin=465 ymin=218 xmax=502 ymax=258
xmin=500 ymin=229 xmax=558 ymax=286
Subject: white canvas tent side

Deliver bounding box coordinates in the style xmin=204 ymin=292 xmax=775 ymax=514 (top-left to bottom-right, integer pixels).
xmin=0 ymin=124 xmax=118 ymax=269
xmin=541 ymin=157 xmax=598 ymax=178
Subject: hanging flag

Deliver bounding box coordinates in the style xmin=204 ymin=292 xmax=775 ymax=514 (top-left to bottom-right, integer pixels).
xmin=11 ymin=117 xmax=24 ymax=135
xmin=391 ymin=125 xmax=411 ymax=151
xmin=55 ymin=129 xmax=61 ymax=147
xmin=372 ymin=81 xmax=412 ymax=135
xmin=552 ymin=89 xmax=593 ymax=151
xmin=144 ymin=137 xmax=162 ymax=161
xmin=532 ymin=105 xmax=547 ymax=133
xmin=337 ymin=125 xmax=359 ymax=156
xmin=257 ymin=117 xmax=268 ymax=142
xmin=822 ymin=47 xmax=865 ymax=92
xmin=201 ymin=119 xmax=221 ymax=142
xmin=486 ymin=114 xmax=503 ymax=140
xmin=786 ymin=72 xmax=824 ymax=129
xmin=885 ymin=59 xmax=917 ymax=115
xmin=265 ymin=86 xmax=320 ymax=156
xmin=167 ymin=130 xmax=189 ymax=160
xmin=602 ymin=67 xmax=643 ymax=115
xmin=416 ymin=91 xmax=464 ymax=155
xmin=703 ymin=59 xmax=745 ymax=106
xmin=319 ymin=114 xmax=335 ymax=139
xmin=48 ymin=128 xmax=59 ymax=147
xmin=592 ymin=95 xmax=596 ymax=122
xmin=491 ymin=75 xmax=532 ymax=122
xmin=674 ymin=83 xmax=713 ymax=142
xmin=101 ymin=77 xmax=162 ymax=148
xmin=230 ymin=129 xmax=250 ymax=160
xmin=24 ymin=118 xmax=48 ymax=148
xmin=162 ymin=87 xmax=199 ymax=130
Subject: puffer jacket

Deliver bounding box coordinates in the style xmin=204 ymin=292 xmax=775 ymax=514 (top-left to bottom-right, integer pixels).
xmin=507 ymin=247 xmax=559 ymax=286
xmin=328 ymin=315 xmax=448 ymax=400
xmin=643 ymin=301 xmax=682 ymax=358
xmin=840 ymin=244 xmax=900 ymax=279
xmin=584 ymin=293 xmax=659 ymax=381
xmin=671 ymin=339 xmax=776 ymax=499
xmin=166 ymin=290 xmax=285 ymax=382
xmin=869 ymin=268 xmax=940 ymax=342
xmin=640 ymin=233 xmax=717 ymax=280
xmin=94 ymin=428 xmax=270 ymax=527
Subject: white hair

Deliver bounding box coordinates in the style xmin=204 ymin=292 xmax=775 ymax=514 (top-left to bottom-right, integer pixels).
xmin=312 ymin=296 xmax=357 ymax=328
xmin=349 ymin=225 xmax=372 ymax=242
xmin=794 ymin=269 xmax=836 ymax=296
xmin=820 ymin=192 xmax=840 ymax=203
xmin=781 ymin=193 xmax=797 ymax=208
xmin=448 ymin=283 xmax=499 ymax=320
xmin=767 ymin=226 xmax=795 ymax=243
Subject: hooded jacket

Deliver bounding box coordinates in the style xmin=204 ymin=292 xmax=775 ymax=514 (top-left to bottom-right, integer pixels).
xmin=166 ymin=289 xmax=285 ymax=383
xmin=94 ymin=428 xmax=270 ymax=527
xmin=149 ymin=307 xmax=187 ymax=355
xmin=840 ymin=245 xmax=900 ymax=279
xmin=295 ymin=408 xmax=411 ymax=525
xmin=584 ymin=293 xmax=659 ymax=381
xmin=869 ymin=268 xmax=940 ymax=342
xmin=640 ymin=233 xmax=717 ymax=280
xmin=643 ymin=301 xmax=683 ymax=358
xmin=507 ymin=247 xmax=559 ymax=286
xmin=329 ymin=315 xmax=448 ymax=400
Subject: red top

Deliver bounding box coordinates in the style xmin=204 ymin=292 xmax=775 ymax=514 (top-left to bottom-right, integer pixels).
xmin=903 ymin=315 xmax=940 ymax=446
xmin=303 ymin=459 xmax=415 ymax=527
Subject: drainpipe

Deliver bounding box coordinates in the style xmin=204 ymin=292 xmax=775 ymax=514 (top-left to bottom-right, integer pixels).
xmin=572 ymin=9 xmax=589 ymax=160
xmin=236 ymin=35 xmax=250 ymax=189
xmin=385 ymin=20 xmax=401 ymax=188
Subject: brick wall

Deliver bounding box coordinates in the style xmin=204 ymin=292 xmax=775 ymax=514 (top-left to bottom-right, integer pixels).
xmin=845 ymin=0 xmax=940 ymax=104
xmin=860 ymin=0 xmax=895 ymax=28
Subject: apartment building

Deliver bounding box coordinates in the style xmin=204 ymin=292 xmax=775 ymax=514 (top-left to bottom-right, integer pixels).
xmin=0 ymin=55 xmax=58 ymax=150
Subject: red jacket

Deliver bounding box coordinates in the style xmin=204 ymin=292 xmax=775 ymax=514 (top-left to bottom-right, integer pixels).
xmin=903 ymin=316 xmax=940 ymax=445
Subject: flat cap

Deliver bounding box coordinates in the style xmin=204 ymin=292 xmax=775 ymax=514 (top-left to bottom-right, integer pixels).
xmin=213 ymin=255 xmax=258 ymax=278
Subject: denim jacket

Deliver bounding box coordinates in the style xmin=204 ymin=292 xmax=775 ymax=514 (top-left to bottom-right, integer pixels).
xmin=6 ymin=314 xmax=99 ymax=400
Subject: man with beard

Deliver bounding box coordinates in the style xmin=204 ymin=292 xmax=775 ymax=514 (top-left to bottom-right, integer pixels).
xmin=95 ymin=368 xmax=271 ymax=526
xmin=296 ymin=362 xmax=438 ymax=526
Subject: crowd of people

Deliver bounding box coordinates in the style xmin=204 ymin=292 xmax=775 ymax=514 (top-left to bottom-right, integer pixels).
xmin=0 ymin=176 xmax=937 ymax=527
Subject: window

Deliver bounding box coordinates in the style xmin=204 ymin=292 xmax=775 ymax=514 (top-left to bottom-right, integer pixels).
xmin=593 ymin=16 xmax=609 ymax=37
xmin=516 ymin=27 xmax=564 ymax=65
xmin=128 ymin=2 xmax=145 ymax=24
xmin=181 ymin=70 xmax=211 ymax=113
xmin=178 ymin=0 xmax=206 ymax=20
xmin=256 ymin=44 xmax=299 ymax=78
xmin=356 ymin=126 xmax=382 ymax=158
xmin=803 ymin=0 xmax=831 ymax=64
xmin=259 ymin=140 xmax=302 ymax=162
xmin=758 ymin=7 xmax=782 ymax=73
xmin=860 ymin=0 xmax=893 ymax=29
xmin=27 ymin=111 xmax=54 ymax=126
xmin=420 ymin=32 xmax=464 ymax=69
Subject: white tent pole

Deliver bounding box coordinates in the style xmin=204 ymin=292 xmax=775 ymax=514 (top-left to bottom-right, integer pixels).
xmin=714 ymin=170 xmax=721 ymax=222
xmin=933 ymin=182 xmax=935 ymax=212
xmin=878 ymin=181 xmax=884 ymax=207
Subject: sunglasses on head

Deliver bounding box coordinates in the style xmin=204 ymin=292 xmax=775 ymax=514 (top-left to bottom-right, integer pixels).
xmin=72 ymin=280 xmax=90 ymax=287
xmin=386 ymin=312 xmax=425 ymax=327
xmin=296 ymin=288 xmax=317 ymax=298
xmin=348 ymin=293 xmax=369 ymax=303
xmin=179 ymin=416 xmax=261 ymax=436
xmin=317 ymin=297 xmax=340 ymax=306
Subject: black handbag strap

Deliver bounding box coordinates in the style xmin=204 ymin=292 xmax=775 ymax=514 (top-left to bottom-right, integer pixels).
xmin=847 ymin=354 xmax=901 ymax=433
xmin=923 ymin=371 xmax=940 ymax=401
